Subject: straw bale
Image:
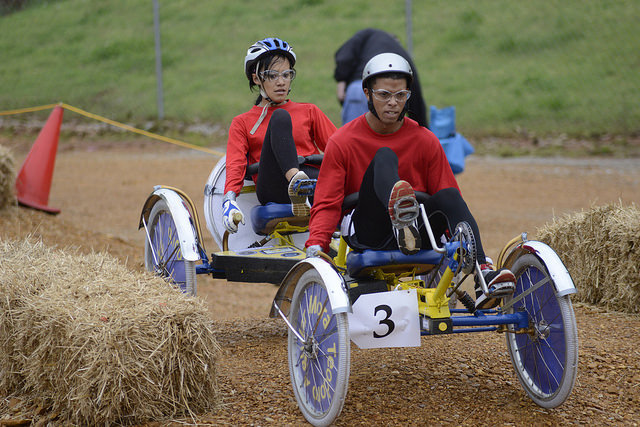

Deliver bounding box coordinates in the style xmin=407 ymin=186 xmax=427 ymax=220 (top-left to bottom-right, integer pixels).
xmin=537 ymin=202 xmax=640 ymax=314
xmin=0 ymin=238 xmax=221 ymax=425
xmin=0 ymin=145 xmax=16 ymax=210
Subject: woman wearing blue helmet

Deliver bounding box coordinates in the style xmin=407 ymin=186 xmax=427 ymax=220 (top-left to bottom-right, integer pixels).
xmin=222 ymin=37 xmax=337 ymax=233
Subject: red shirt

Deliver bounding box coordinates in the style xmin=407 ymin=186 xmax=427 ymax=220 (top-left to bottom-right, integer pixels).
xmin=224 ymin=101 xmax=337 ymax=195
xmin=307 ymin=115 xmax=459 ymax=251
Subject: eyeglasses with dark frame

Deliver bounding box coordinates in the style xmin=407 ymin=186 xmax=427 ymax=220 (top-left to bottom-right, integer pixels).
xmin=371 ymin=89 xmax=411 ymax=103
xmin=259 ymin=69 xmax=296 ymax=82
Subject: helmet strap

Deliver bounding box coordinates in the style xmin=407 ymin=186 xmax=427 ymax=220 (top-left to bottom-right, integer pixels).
xmin=398 ymin=103 xmax=409 ymax=122
xmin=252 ymin=58 xmax=274 ymax=103
xmin=367 ymin=92 xmax=380 ymax=121
xmin=259 ymin=87 xmax=275 ymax=105
xmin=258 ymin=80 xmax=291 ymax=105
xmin=366 ymin=87 xmax=408 ymax=122
xmin=251 ymin=70 xmax=292 ymax=133
xmin=250 ymin=85 xmax=281 ymax=135
xmin=249 ymin=104 xmax=269 ymax=135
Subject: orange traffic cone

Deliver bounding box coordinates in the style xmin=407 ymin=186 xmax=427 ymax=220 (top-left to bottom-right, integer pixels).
xmin=15 ymin=105 xmax=64 ymax=214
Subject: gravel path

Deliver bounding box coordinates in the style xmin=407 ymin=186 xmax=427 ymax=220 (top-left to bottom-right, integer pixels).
xmin=1 ymin=137 xmax=639 ymax=425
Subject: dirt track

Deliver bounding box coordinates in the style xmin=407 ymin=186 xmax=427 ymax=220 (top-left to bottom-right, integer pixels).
xmin=1 ymin=136 xmax=640 ymax=425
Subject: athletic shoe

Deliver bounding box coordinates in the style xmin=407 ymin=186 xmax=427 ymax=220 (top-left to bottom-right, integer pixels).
xmin=388 ymin=180 xmax=421 ymax=255
xmin=288 ymin=171 xmax=316 ymax=216
xmin=475 ymin=265 xmax=516 ymax=310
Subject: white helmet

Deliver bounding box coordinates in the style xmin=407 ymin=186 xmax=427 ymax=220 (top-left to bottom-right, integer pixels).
xmin=361 ymin=53 xmax=413 ymax=121
xmin=361 ymin=52 xmax=413 ymax=89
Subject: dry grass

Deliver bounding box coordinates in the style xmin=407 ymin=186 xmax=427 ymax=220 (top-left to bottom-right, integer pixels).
xmin=537 ymin=202 xmax=640 ymax=314
xmin=0 ymin=238 xmax=221 ymax=425
xmin=0 ymin=145 xmax=16 ymax=210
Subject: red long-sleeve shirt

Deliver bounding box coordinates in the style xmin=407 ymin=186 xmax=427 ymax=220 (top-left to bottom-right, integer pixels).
xmin=224 ymin=101 xmax=337 ymax=195
xmin=307 ymin=115 xmax=459 ymax=251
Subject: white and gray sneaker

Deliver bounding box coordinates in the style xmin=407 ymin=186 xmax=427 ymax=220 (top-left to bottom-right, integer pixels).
xmin=475 ymin=266 xmax=516 ymax=310
xmin=288 ymin=171 xmax=316 ymax=217
xmin=388 ymin=180 xmax=421 ymax=255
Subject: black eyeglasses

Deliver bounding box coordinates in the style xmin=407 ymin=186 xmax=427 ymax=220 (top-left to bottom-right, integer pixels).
xmin=371 ymin=89 xmax=411 ymax=102
xmin=259 ymin=69 xmax=296 ymax=82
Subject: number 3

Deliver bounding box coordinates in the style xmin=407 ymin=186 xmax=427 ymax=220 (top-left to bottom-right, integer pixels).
xmin=373 ymin=304 xmax=395 ymax=338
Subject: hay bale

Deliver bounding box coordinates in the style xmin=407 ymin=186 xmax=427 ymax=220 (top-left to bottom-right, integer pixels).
xmin=537 ymin=203 xmax=640 ymax=314
xmin=0 ymin=239 xmax=221 ymax=425
xmin=0 ymin=145 xmax=16 ymax=210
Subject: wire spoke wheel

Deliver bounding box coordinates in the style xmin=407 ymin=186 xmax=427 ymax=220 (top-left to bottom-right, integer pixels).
xmin=287 ymin=269 xmax=350 ymax=426
xmin=144 ymin=200 xmax=197 ymax=295
xmin=504 ymin=253 xmax=578 ymax=408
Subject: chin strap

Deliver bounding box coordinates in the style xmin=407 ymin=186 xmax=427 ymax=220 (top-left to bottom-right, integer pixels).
xmin=397 ymin=103 xmax=409 ymax=121
xmin=249 ymin=88 xmax=274 ymax=135
xmin=367 ymin=92 xmax=409 ymax=122
xmin=250 ymin=105 xmax=270 ymax=135
xmin=249 ymin=87 xmax=291 ymax=135
xmin=367 ymin=93 xmax=380 ymax=121
xmin=259 ymin=87 xmax=273 ymax=104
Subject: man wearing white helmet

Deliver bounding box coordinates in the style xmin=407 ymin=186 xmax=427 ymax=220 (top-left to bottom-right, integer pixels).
xmin=222 ymin=37 xmax=336 ymax=234
xmin=334 ymin=28 xmax=427 ymax=127
xmin=306 ymin=53 xmax=515 ymax=310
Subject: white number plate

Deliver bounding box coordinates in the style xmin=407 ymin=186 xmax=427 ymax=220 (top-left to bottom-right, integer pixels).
xmin=348 ymin=289 xmax=420 ymax=349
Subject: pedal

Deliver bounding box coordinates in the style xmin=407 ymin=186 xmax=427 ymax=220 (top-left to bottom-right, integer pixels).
xmin=489 ymin=281 xmax=516 ymax=297
xmin=291 ymin=179 xmax=317 ymax=196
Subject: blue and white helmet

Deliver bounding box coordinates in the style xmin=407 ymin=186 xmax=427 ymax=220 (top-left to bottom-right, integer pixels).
xmin=244 ymin=37 xmax=296 ymax=81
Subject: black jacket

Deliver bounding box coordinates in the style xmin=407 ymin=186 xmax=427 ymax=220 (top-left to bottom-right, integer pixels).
xmin=334 ymin=28 xmax=428 ymax=127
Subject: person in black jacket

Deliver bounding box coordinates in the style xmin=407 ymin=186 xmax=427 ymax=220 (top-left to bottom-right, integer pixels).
xmin=334 ymin=28 xmax=428 ymax=127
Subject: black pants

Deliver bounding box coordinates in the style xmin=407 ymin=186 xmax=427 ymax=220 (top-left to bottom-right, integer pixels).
xmin=255 ymin=109 xmax=319 ymax=205
xmin=349 ymin=147 xmax=487 ymax=263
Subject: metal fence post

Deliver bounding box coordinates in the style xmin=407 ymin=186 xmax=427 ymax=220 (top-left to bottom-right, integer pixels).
xmin=405 ymin=0 xmax=413 ymax=57
xmin=153 ymin=0 xmax=165 ymax=120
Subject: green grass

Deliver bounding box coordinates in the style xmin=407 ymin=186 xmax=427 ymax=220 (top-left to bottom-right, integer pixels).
xmin=0 ymin=0 xmax=638 ymax=138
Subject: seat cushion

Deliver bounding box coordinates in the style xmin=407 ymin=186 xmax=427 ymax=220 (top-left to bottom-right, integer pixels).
xmin=346 ymin=248 xmax=446 ymax=277
xmin=250 ymin=203 xmax=309 ymax=235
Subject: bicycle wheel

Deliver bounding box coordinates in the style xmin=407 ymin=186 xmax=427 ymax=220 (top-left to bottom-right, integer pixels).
xmin=144 ymin=199 xmax=197 ymax=296
xmin=288 ymin=269 xmax=350 ymax=427
xmin=504 ymin=253 xmax=578 ymax=408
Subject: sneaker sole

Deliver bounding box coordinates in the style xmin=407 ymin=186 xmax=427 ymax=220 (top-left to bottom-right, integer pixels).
xmin=396 ymin=225 xmax=421 ymax=255
xmin=288 ymin=192 xmax=310 ymax=216
xmin=476 ymin=281 xmax=516 ymax=310
xmin=288 ymin=174 xmax=310 ymax=217
xmin=388 ymin=180 xmax=419 ymax=225
xmin=490 ymin=285 xmax=516 ymax=297
xmin=475 ymin=293 xmax=501 ymax=310
xmin=389 ymin=180 xmax=421 ymax=254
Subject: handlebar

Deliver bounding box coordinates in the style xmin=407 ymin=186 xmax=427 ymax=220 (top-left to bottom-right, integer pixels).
xmin=222 ymin=212 xmax=245 ymax=252
xmin=232 ymin=212 xmax=243 ymax=225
